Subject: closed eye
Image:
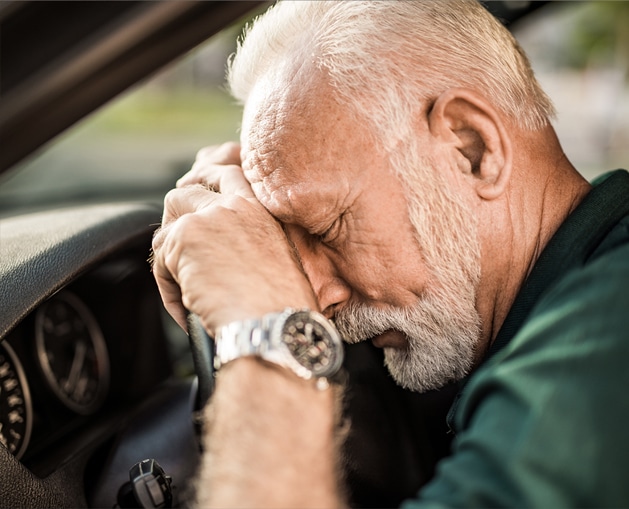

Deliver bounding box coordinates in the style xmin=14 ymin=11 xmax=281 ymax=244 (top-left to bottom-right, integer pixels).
xmin=318 ymin=214 xmax=344 ymax=245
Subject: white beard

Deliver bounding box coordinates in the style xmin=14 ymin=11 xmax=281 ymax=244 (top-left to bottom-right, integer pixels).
xmin=334 ymin=285 xmax=479 ymax=392
xmin=334 ymin=152 xmax=482 ymax=393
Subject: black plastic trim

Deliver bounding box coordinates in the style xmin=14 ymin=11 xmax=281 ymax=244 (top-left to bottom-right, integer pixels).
xmin=0 ymin=201 xmax=161 ymax=339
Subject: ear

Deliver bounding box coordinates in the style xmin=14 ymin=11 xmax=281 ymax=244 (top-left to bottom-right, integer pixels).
xmin=427 ymin=88 xmax=513 ymax=200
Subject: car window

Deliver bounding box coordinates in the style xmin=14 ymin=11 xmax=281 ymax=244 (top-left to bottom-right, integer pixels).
xmin=0 ymin=2 xmax=627 ymax=217
xmin=0 ymin=23 xmax=245 ymax=216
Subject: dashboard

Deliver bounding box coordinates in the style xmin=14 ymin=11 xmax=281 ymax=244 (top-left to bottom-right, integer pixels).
xmin=0 ymin=201 xmax=199 ymax=507
xmin=2 ymin=252 xmax=173 ymax=473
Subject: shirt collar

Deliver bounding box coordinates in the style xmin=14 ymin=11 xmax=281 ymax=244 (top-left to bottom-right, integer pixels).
xmin=485 ymin=169 xmax=629 ymax=361
xmin=446 ymin=170 xmax=629 ymax=432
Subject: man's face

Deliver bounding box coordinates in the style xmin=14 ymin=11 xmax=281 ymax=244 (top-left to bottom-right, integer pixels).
xmin=240 ymin=73 xmax=481 ymax=392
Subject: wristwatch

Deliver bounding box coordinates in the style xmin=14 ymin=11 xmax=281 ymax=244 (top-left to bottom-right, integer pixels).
xmin=214 ymin=308 xmax=344 ymax=382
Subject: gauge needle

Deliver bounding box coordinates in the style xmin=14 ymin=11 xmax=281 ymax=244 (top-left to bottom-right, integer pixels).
xmin=64 ymin=341 xmax=87 ymax=396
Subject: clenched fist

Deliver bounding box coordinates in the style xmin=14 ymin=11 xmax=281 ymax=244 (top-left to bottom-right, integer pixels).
xmin=151 ymin=142 xmax=318 ymax=335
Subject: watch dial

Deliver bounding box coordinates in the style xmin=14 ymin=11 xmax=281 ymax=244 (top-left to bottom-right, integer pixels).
xmin=0 ymin=342 xmax=33 ymax=459
xmin=35 ymin=292 xmax=110 ymax=415
xmin=282 ymin=311 xmax=343 ymax=377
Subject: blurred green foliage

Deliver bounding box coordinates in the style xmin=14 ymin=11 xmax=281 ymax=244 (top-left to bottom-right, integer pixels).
xmin=90 ymin=88 xmax=243 ymax=139
xmin=565 ymin=2 xmax=629 ymax=71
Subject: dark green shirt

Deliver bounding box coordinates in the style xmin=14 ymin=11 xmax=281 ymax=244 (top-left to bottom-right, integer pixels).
xmin=404 ymin=170 xmax=629 ymax=507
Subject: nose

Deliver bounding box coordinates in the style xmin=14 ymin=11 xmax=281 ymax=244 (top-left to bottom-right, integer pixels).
xmin=299 ymin=248 xmax=351 ymax=320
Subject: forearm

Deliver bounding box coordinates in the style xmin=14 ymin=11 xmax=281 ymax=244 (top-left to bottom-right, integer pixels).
xmin=195 ymin=357 xmax=347 ymax=508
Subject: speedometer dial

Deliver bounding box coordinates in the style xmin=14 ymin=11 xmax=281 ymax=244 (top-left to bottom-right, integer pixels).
xmin=35 ymin=292 xmax=110 ymax=415
xmin=0 ymin=342 xmax=33 ymax=459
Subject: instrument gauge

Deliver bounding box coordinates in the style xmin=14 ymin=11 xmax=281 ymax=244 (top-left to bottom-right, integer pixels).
xmin=35 ymin=292 xmax=110 ymax=415
xmin=0 ymin=341 xmax=33 ymax=459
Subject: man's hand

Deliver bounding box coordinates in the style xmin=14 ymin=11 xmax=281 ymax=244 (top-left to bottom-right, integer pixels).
xmin=151 ymin=142 xmax=317 ymax=334
xmin=152 ymin=144 xmax=345 ymax=509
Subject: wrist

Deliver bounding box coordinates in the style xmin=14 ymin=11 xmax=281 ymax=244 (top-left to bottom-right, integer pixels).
xmin=202 ymin=357 xmax=346 ymax=507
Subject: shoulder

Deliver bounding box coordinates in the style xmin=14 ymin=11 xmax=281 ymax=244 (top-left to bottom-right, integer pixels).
xmin=423 ymin=234 xmax=629 ymax=507
xmin=514 ymin=232 xmax=629 ymax=361
xmin=466 ymin=232 xmax=629 ymax=413
xmin=484 ymin=211 xmax=629 ymax=378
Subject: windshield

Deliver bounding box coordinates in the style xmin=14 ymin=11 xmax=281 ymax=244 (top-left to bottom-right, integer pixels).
xmin=0 ymin=2 xmax=627 ymax=215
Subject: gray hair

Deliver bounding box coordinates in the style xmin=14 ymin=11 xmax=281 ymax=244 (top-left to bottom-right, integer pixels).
xmin=228 ymin=0 xmax=555 ymax=145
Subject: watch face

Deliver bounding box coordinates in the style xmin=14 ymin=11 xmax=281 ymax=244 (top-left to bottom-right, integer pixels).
xmin=281 ymin=310 xmax=343 ymax=378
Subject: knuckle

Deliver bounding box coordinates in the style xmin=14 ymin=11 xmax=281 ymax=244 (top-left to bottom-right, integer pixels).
xmin=163 ymin=187 xmax=181 ymax=210
xmin=219 ymin=165 xmax=244 ymax=185
xmin=196 ymin=145 xmax=218 ymax=161
xmin=196 ymin=142 xmax=241 ymax=165
xmin=162 ymin=248 xmax=180 ymax=274
xmin=151 ymin=226 xmax=165 ymax=251
xmin=222 ymin=141 xmax=241 ymax=156
xmin=174 ymin=211 xmax=208 ymax=237
xmin=221 ymin=193 xmax=247 ymax=210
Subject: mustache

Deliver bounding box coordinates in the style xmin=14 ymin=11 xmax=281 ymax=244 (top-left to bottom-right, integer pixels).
xmin=332 ymin=301 xmax=412 ymax=345
xmin=333 ymin=293 xmax=478 ymax=347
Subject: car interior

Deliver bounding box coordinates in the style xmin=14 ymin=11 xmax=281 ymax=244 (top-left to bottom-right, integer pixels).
xmin=0 ymin=1 xmax=625 ymax=507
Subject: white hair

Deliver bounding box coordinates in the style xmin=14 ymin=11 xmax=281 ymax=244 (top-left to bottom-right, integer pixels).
xmin=228 ymin=0 xmax=555 ymax=145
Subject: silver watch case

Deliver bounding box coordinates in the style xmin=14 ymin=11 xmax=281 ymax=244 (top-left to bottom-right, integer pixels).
xmin=215 ymin=309 xmax=344 ymax=380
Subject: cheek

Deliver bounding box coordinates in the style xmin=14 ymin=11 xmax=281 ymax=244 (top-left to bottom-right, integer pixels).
xmin=331 ymin=238 xmax=429 ymax=306
xmin=375 ymin=211 xmax=431 ymax=295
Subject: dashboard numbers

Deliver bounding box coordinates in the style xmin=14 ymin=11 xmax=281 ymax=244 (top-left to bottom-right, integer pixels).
xmin=35 ymin=292 xmax=110 ymax=415
xmin=0 ymin=342 xmax=33 ymax=459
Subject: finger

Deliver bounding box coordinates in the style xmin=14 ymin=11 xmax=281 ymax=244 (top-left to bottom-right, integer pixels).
xmin=155 ymin=264 xmax=188 ymax=331
xmin=179 ymin=164 xmax=255 ymax=201
xmin=151 ymin=233 xmax=188 ymax=330
xmin=176 ymin=162 xmax=214 ymax=188
xmin=150 ymin=222 xmax=170 ymax=256
xmin=177 ymin=161 xmax=240 ymax=189
xmin=216 ymin=164 xmax=255 ymax=198
xmin=177 ymin=142 xmax=241 ymax=187
xmin=194 ymin=144 xmax=220 ymax=163
xmin=196 ymin=142 xmax=241 ymax=165
xmin=161 ymin=184 xmax=221 ymax=225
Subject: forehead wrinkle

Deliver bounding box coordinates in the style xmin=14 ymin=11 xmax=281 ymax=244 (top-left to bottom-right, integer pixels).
xmin=242 ymin=116 xmax=285 ymax=182
xmin=242 ymin=58 xmax=326 ymax=165
xmin=243 ymin=98 xmax=321 ymax=225
xmin=243 ymin=138 xmax=298 ymax=223
xmin=241 ymin=64 xmax=361 ymax=231
xmin=251 ymin=171 xmax=344 ymax=235
xmin=242 ymin=84 xmax=308 ymax=188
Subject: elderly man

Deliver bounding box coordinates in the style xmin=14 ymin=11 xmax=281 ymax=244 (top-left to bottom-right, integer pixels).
xmin=152 ymin=0 xmax=629 ymax=507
